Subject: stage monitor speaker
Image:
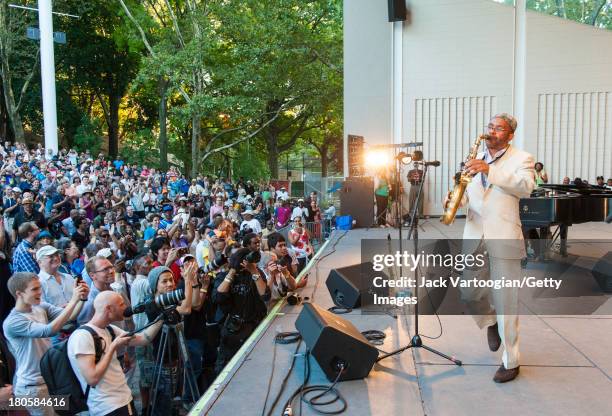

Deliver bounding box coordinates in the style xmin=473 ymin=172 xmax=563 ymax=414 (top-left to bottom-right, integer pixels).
xmin=388 ymin=0 xmax=407 ymax=22
xmin=340 ymin=177 xmax=374 ymax=227
xmin=592 ymin=251 xmax=612 ymax=292
xmin=326 ymin=262 xmax=389 ymax=309
xmin=295 ymin=302 xmax=378 ymax=381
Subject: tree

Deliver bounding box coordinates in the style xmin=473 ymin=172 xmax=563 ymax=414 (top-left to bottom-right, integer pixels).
xmin=303 ymin=110 xmax=343 ymax=177
xmin=57 ymin=0 xmax=141 ymax=157
xmin=0 ymin=1 xmax=39 ymax=143
xmin=213 ymin=0 xmax=343 ymax=178
xmin=119 ymin=0 xmax=293 ymax=178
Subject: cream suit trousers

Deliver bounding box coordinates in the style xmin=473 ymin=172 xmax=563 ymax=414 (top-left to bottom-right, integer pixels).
xmin=460 ymin=254 xmax=521 ymax=369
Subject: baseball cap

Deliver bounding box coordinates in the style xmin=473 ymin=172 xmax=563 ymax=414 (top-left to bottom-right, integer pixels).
xmin=36 ymin=245 xmax=62 ymax=262
xmin=96 ymin=248 xmax=113 ymax=259
xmin=37 ymin=230 xmax=54 ymax=241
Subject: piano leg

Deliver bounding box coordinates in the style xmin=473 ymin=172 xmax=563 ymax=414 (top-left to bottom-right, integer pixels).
xmin=559 ymin=224 xmax=568 ymax=257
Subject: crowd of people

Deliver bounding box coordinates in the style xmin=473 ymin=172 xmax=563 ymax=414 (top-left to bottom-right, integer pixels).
xmin=0 ymin=142 xmax=335 ymax=415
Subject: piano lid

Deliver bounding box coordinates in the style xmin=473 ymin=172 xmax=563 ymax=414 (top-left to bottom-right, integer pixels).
xmin=538 ymin=184 xmax=612 ymax=197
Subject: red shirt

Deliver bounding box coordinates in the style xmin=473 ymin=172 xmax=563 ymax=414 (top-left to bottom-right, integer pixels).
xmin=151 ymin=260 xmax=182 ymax=285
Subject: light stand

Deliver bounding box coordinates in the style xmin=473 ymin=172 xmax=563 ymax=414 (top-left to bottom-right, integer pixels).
xmin=378 ymin=161 xmax=461 ymax=365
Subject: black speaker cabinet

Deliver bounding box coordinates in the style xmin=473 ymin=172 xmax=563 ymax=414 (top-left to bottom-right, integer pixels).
xmin=326 ymin=262 xmax=389 ymax=309
xmin=593 ymin=251 xmax=612 ymax=293
xmin=388 ymin=0 xmax=407 ymax=22
xmin=295 ymin=303 xmax=378 ymax=381
xmin=340 ymin=177 xmax=374 ymax=228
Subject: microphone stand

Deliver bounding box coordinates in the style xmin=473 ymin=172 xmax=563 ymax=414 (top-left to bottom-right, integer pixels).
xmin=377 ymin=161 xmax=461 ymax=365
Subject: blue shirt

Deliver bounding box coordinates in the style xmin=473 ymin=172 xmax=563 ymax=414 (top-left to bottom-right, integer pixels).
xmin=144 ymin=226 xmax=157 ymax=240
xmin=77 ymin=284 xmax=101 ymax=325
xmin=12 ymin=240 xmax=39 ymax=274
xmin=3 ymin=303 xmax=63 ymax=386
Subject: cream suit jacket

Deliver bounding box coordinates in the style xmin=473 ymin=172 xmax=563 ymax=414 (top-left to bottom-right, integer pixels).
xmin=462 ymin=145 xmax=535 ymax=259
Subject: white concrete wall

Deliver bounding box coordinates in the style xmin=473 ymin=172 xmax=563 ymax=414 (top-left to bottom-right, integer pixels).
xmin=344 ymin=0 xmax=612 ymax=215
xmin=402 ymin=0 xmax=514 ymax=214
xmin=523 ymin=12 xmax=612 ymax=184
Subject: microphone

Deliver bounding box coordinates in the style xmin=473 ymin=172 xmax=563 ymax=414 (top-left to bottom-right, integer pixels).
xmin=415 ymin=160 xmax=441 ymax=167
xmin=396 ymin=150 xmax=422 ymax=162
xmin=124 ymin=303 xmax=146 ymax=317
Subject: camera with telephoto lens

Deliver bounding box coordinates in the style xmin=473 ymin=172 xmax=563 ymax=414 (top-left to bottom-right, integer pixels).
xmin=123 ymin=288 xmax=185 ymax=318
xmin=245 ymin=250 xmax=261 ymax=264
xmin=156 ymin=288 xmax=185 ymax=308
xmin=198 ymin=253 xmax=228 ymax=275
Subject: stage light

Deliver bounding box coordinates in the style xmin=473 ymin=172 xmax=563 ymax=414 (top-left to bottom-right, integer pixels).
xmin=365 ymin=150 xmax=391 ymax=168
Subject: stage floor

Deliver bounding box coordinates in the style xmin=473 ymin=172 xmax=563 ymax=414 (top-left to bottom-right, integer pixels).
xmin=190 ymin=220 xmax=612 ymax=416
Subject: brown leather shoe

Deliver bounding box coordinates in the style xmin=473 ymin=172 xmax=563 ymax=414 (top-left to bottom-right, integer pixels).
xmin=487 ymin=323 xmax=501 ymax=352
xmin=493 ymin=364 xmax=520 ymax=383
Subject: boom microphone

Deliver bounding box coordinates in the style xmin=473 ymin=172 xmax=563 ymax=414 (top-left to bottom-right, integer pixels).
xmin=416 ymin=160 xmax=441 ymax=167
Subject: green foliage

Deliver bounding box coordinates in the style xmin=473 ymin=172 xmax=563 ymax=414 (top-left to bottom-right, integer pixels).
xmin=230 ymin=141 xmax=271 ymax=180
xmin=73 ymin=116 xmax=103 ymax=155
xmin=120 ymin=129 xmax=160 ymax=167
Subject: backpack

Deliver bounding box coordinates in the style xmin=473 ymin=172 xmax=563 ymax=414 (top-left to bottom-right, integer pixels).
xmin=40 ymin=325 xmax=116 ymax=416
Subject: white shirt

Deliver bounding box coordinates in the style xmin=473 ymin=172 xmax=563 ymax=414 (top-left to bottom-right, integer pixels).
xmin=240 ymin=218 xmax=262 ymax=234
xmin=68 ymin=324 xmax=132 ymax=415
xmin=39 ymin=269 xmax=75 ymax=307
xmin=130 ymin=275 xmax=152 ymax=331
xmin=276 ymin=190 xmax=289 ymax=200
xmin=291 ymin=206 xmax=308 ymax=221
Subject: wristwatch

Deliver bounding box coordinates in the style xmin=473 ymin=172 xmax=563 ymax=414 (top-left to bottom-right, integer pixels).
xmin=252 ymin=273 xmax=261 ymax=281
xmin=192 ymin=283 xmax=202 ymax=289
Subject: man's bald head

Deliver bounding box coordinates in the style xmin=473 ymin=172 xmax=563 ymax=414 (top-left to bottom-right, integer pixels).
xmin=92 ymin=291 xmax=126 ymax=323
xmin=93 ymin=290 xmax=122 ymax=313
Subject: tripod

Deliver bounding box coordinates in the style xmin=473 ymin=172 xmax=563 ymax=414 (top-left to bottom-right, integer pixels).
xmin=378 ymin=162 xmax=462 ymax=366
xmin=149 ymin=319 xmax=200 ymax=415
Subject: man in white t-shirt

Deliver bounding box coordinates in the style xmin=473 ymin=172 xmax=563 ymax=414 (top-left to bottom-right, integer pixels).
xmin=291 ymin=199 xmax=309 ymax=221
xmin=240 ymin=210 xmax=262 ymax=234
xmin=68 ymin=291 xmax=162 ymax=416
xmin=275 ymin=187 xmax=289 ymax=201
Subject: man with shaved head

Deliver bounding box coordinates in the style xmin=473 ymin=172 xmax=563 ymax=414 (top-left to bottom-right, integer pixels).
xmin=68 ymin=291 xmax=162 ymax=416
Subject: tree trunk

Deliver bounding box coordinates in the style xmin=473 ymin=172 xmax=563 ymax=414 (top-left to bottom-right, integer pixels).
xmin=266 ymin=136 xmax=279 ymax=178
xmin=590 ymin=0 xmax=606 ymax=25
xmin=191 ymin=113 xmax=200 ymax=178
xmin=555 ymin=0 xmax=566 ymax=18
xmin=0 ymin=58 xmax=25 ymax=143
xmin=0 ymin=80 xmax=9 ymax=140
xmin=321 ymin=151 xmax=329 ymax=178
xmin=158 ymin=77 xmax=168 ymax=170
xmin=107 ymin=94 xmax=121 ymax=157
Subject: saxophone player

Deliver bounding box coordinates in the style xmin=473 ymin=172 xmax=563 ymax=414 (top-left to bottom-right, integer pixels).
xmin=446 ymin=113 xmax=535 ymax=383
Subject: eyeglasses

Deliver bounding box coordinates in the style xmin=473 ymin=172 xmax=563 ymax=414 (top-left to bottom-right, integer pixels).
xmin=94 ymin=266 xmax=115 ymax=274
xmin=486 ymin=124 xmax=508 ymax=133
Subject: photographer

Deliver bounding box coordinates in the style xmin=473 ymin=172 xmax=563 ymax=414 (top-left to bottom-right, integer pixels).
xmin=261 ymin=252 xmax=297 ymax=303
xmin=179 ymin=254 xmax=211 ymax=402
xmin=214 ymin=248 xmax=269 ymax=373
xmin=68 ymin=291 xmax=163 ymax=416
xmin=143 ymin=264 xmax=197 ymax=416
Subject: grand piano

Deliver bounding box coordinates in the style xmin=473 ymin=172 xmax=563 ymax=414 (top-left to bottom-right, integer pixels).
xmin=519 ymin=184 xmax=612 ymax=256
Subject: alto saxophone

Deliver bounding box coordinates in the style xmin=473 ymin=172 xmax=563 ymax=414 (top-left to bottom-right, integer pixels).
xmin=440 ymin=134 xmax=486 ymax=225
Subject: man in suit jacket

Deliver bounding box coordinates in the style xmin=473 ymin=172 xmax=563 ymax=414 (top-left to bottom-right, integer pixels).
xmin=454 ymin=113 xmax=535 ymax=383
